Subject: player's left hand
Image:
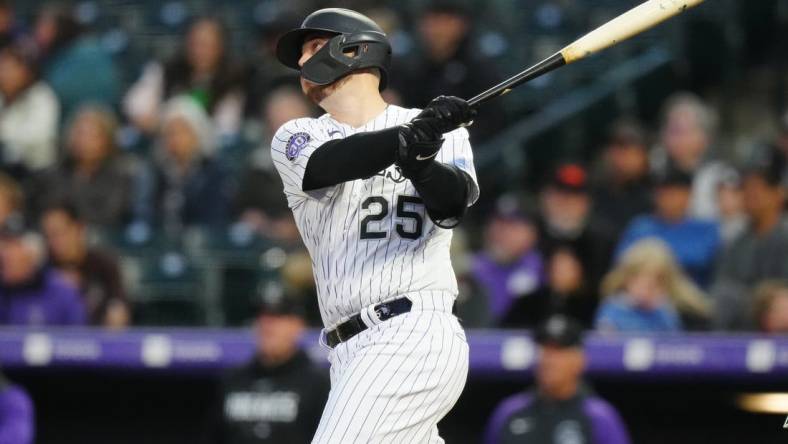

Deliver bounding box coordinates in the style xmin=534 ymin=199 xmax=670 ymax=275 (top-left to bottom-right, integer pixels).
xmin=418 ymin=95 xmax=477 ymax=134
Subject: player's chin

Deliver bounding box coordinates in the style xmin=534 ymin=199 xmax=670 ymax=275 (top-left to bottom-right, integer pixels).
xmin=301 ymin=77 xmax=327 ymax=104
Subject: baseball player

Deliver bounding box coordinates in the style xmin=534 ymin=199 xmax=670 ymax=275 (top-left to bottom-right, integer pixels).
xmin=272 ymin=8 xmax=478 ymax=444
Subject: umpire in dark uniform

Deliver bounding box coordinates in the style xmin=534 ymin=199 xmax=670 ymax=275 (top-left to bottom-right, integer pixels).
xmin=484 ymin=315 xmax=631 ymax=444
xmin=216 ymin=281 xmax=330 ymax=444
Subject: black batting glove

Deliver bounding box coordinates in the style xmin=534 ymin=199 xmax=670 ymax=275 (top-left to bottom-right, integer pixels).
xmin=395 ymin=122 xmax=443 ymax=181
xmin=417 ymin=95 xmax=477 ymax=134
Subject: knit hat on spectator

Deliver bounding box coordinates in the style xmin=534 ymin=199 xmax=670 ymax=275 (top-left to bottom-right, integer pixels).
xmin=161 ymin=95 xmax=218 ymax=157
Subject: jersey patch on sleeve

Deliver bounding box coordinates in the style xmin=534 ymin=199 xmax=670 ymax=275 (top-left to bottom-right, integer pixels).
xmin=285 ymin=132 xmax=311 ymax=161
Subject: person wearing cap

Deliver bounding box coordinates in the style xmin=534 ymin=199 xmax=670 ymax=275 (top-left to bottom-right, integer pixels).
xmin=215 ymin=281 xmax=329 ymax=444
xmin=615 ymin=167 xmax=720 ymax=288
xmin=711 ymin=148 xmax=788 ymax=330
xmin=0 ymin=214 xmax=86 ymax=326
xmin=484 ymin=315 xmax=631 ymax=444
xmin=471 ymin=194 xmax=544 ymax=325
xmin=591 ymin=118 xmax=653 ymax=238
xmin=0 ymin=368 xmax=34 ymax=444
xmin=539 ymin=162 xmax=617 ymax=299
xmin=390 ymin=1 xmax=505 ymax=143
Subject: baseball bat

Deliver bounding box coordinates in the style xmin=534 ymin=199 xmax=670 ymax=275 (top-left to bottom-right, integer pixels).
xmin=467 ymin=0 xmax=705 ymax=107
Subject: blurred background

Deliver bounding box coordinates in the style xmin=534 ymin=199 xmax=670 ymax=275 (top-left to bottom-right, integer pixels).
xmin=0 ymin=0 xmax=787 ymax=443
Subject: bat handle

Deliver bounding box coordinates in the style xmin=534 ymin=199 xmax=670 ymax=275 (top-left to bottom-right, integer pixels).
xmin=466 ymin=52 xmax=567 ymax=108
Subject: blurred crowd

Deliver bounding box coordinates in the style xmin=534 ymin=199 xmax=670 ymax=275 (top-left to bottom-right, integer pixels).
xmin=0 ymin=0 xmax=785 ymax=337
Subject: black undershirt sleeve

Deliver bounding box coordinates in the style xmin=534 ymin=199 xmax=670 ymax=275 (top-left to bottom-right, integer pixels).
xmin=302 ymin=127 xmax=472 ymax=228
xmin=411 ymin=162 xmax=472 ymax=228
xmin=302 ymin=127 xmax=399 ymax=191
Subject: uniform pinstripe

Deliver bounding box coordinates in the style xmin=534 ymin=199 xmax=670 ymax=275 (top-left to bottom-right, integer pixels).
xmin=272 ymin=105 xmax=478 ymax=443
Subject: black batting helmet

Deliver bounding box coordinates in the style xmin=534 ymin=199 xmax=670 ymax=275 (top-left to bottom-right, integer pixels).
xmin=275 ymin=8 xmax=392 ymax=90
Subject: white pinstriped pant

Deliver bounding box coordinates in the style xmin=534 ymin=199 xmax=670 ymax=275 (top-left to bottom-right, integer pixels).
xmin=312 ymin=292 xmax=469 ymax=444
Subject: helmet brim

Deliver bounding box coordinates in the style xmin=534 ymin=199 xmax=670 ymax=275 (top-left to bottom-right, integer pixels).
xmin=275 ymin=27 xmax=341 ymax=70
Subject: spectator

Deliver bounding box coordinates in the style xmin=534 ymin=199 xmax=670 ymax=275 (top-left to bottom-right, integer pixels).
xmin=124 ymin=17 xmax=245 ymax=139
xmin=0 ymin=42 xmax=59 ymax=180
xmin=484 ymin=315 xmax=631 ymax=444
xmin=392 ymin=1 xmax=504 ymax=143
xmin=777 ymin=111 xmax=788 ymax=189
xmin=471 ymin=195 xmax=543 ymax=325
xmin=596 ymin=239 xmax=711 ymax=332
xmin=0 ymin=369 xmax=34 ymax=444
xmin=134 ymin=96 xmax=233 ymax=233
xmin=503 ymin=245 xmax=598 ymax=328
xmin=34 ymin=104 xmax=136 ymax=227
xmin=0 ymin=173 xmax=22 ymax=226
xmin=753 ymin=280 xmax=788 ymax=334
xmin=651 ymin=92 xmax=729 ymax=220
xmin=40 ymin=203 xmax=129 ymax=328
xmin=33 ymin=4 xmax=120 ymax=121
xmin=591 ymin=118 xmax=653 ymax=237
xmin=0 ymin=1 xmax=22 ymax=48
xmin=0 ymin=215 xmax=86 ymax=326
xmin=715 ymin=167 xmax=746 ymax=245
xmin=243 ymin=15 xmax=300 ymax=117
xmin=236 ymin=85 xmax=315 ymax=243
xmin=538 ymin=163 xmax=616 ymax=296
xmin=216 ymin=282 xmax=329 ymax=443
xmin=712 ymin=150 xmax=788 ymax=329
xmin=615 ymin=168 xmax=720 ymax=287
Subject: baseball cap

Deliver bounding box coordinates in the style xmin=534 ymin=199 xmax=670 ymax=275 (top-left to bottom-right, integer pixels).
xmin=654 ymin=167 xmax=692 ymax=188
xmin=741 ymin=144 xmax=784 ymax=187
xmin=547 ymin=163 xmax=589 ymax=193
xmin=254 ymin=279 xmax=306 ymax=317
xmin=491 ymin=194 xmax=534 ymax=224
xmin=0 ymin=213 xmax=29 ymax=238
xmin=607 ymin=118 xmax=648 ymax=148
xmin=534 ymin=315 xmax=584 ymax=348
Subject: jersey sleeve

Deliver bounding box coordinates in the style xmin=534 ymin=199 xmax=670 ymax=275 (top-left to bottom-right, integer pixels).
xmin=438 ymin=127 xmax=480 ymax=206
xmin=271 ymin=118 xmax=338 ymax=207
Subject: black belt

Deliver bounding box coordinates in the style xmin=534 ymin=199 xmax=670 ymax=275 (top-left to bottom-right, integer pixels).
xmin=326 ymin=297 xmax=457 ymax=348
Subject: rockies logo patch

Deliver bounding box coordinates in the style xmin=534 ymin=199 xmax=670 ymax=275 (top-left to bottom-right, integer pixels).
xmin=285 ymin=132 xmax=310 ymax=161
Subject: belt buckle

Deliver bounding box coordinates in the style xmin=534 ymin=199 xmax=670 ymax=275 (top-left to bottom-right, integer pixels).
xmin=374 ymin=304 xmax=391 ymax=320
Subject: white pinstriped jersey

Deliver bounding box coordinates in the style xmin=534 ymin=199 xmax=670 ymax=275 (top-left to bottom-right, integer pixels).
xmin=271 ymin=104 xmax=479 ymax=329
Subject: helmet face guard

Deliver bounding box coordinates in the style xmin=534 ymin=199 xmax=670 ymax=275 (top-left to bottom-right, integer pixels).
xmin=300 ymin=32 xmax=391 ymax=89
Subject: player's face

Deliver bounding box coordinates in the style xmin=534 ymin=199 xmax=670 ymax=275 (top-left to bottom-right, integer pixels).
xmin=298 ymin=37 xmax=330 ymax=102
xmin=298 ymin=35 xmax=355 ymax=105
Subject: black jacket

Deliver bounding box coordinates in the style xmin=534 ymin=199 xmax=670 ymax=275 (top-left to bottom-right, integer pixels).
xmin=216 ymin=350 xmax=330 ymax=444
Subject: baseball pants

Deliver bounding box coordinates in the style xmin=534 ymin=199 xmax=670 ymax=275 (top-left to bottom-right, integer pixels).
xmin=312 ymin=292 xmax=469 ymax=444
